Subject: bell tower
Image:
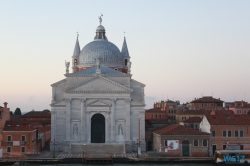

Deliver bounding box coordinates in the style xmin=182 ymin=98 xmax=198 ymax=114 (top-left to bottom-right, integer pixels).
xmin=72 ymin=33 xmax=81 ymax=72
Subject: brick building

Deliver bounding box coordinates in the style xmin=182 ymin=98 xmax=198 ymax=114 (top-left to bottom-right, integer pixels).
xmin=153 ymin=100 xmax=180 ymax=122
xmin=145 ymin=108 xmax=166 ymax=120
xmin=200 ymin=114 xmax=250 ymax=155
xmin=190 ymin=96 xmax=224 ymax=110
xmin=20 ymin=111 xmax=51 ymax=126
xmin=176 ymin=109 xmax=233 ymax=123
xmin=2 ymin=121 xmax=38 ymax=157
xmin=153 ymin=124 xmax=211 ymax=157
xmin=225 ymin=100 xmax=250 ymax=114
xmin=0 ymin=102 xmax=10 ymax=157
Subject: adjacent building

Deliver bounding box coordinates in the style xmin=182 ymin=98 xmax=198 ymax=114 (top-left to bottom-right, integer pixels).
xmin=0 ymin=102 xmax=10 ymax=157
xmin=190 ymin=96 xmax=224 ymax=110
xmin=200 ymin=114 xmax=250 ymax=155
xmin=153 ymin=124 xmax=211 ymax=157
xmin=20 ymin=111 xmax=51 ymax=126
xmin=2 ymin=121 xmax=38 ymax=157
xmin=225 ymin=101 xmax=250 ymax=114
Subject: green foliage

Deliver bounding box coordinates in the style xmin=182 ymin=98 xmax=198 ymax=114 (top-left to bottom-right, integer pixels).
xmin=43 ymin=109 xmax=50 ymax=113
xmin=10 ymin=111 xmax=13 ymax=115
xmin=14 ymin=108 xmax=22 ymax=115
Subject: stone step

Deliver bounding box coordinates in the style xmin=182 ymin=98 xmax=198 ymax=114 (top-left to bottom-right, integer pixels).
xmin=71 ymin=143 xmax=125 ymax=154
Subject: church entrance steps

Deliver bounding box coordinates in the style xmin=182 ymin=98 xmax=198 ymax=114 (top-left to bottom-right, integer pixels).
xmin=70 ymin=143 xmax=125 ymax=154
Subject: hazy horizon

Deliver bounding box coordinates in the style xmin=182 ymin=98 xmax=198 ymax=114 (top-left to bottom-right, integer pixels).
xmin=1 ymin=0 xmax=250 ymax=111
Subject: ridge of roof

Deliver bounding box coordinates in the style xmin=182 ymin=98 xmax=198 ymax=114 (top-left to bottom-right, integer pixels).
xmin=154 ymin=124 xmax=210 ymax=135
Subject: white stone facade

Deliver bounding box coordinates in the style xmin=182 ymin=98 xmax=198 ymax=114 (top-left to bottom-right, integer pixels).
xmin=50 ymin=22 xmax=146 ymax=153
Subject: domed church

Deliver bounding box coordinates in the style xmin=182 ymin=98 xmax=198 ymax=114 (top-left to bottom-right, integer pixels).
xmin=50 ymin=17 xmax=146 ymax=154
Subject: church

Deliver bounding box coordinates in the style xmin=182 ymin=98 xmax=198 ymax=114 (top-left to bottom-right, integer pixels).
xmin=50 ymin=17 xmax=146 ymax=153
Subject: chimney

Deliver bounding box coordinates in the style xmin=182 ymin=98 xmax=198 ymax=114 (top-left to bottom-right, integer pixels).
xmin=3 ymin=102 xmax=8 ymax=108
xmin=210 ymin=110 xmax=216 ymax=115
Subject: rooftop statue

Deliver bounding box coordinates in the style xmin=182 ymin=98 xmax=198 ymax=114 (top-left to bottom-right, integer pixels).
xmin=98 ymin=14 xmax=103 ymax=25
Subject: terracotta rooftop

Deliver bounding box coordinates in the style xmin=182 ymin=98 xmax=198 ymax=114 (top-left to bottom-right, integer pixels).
xmin=21 ymin=111 xmax=51 ymax=118
xmin=154 ymin=124 xmax=210 ymax=135
xmin=3 ymin=121 xmax=36 ymax=131
xmin=145 ymin=108 xmax=164 ymax=113
xmin=191 ymin=96 xmax=224 ymax=103
xmin=205 ymin=114 xmax=250 ymax=125
xmin=177 ymin=109 xmax=233 ymax=115
xmin=146 ymin=119 xmax=173 ymax=124
xmin=181 ymin=117 xmax=202 ymax=123
xmin=38 ymin=126 xmax=51 ymax=132
xmin=10 ymin=115 xmax=21 ymax=121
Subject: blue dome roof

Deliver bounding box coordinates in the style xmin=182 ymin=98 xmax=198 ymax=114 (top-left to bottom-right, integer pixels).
xmin=79 ymin=40 xmax=123 ymax=66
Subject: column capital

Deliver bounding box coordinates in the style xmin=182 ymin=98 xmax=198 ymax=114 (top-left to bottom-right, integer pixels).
xmin=80 ymin=98 xmax=86 ymax=103
xmin=65 ymin=98 xmax=71 ymax=103
xmin=110 ymin=98 xmax=116 ymax=102
xmin=125 ymin=98 xmax=131 ymax=102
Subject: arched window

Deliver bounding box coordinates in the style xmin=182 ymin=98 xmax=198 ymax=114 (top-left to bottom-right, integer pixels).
xmin=74 ymin=59 xmax=77 ymax=66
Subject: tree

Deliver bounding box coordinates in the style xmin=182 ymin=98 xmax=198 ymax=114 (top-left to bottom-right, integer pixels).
xmin=43 ymin=109 xmax=50 ymax=113
xmin=10 ymin=111 xmax=13 ymax=115
xmin=14 ymin=108 xmax=22 ymax=115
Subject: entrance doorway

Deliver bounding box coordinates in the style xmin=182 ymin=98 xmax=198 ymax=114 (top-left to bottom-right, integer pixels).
xmin=212 ymin=145 xmax=217 ymax=156
xmin=182 ymin=140 xmax=190 ymax=156
xmin=91 ymin=114 xmax=105 ymax=143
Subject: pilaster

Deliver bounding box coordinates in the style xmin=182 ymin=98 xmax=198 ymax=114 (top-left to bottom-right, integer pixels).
xmin=80 ymin=98 xmax=86 ymax=142
xmin=65 ymin=98 xmax=71 ymax=141
xmin=87 ymin=112 xmax=91 ymax=143
xmin=51 ymin=109 xmax=55 ymax=141
xmin=125 ymin=98 xmax=131 ymax=141
xmin=110 ymin=99 xmax=116 ymax=142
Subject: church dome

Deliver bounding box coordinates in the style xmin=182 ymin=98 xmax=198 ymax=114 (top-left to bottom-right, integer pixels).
xmin=79 ymin=40 xmax=123 ymax=66
xmin=79 ymin=24 xmax=124 ymax=67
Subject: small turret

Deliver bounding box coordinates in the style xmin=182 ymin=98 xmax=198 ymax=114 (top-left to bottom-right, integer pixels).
xmin=72 ymin=33 xmax=81 ymax=72
xmin=121 ymin=37 xmax=131 ymax=73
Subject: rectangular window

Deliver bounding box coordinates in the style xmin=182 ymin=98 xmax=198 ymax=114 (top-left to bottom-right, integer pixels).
xmin=195 ymin=124 xmax=198 ymax=129
xmin=0 ymin=111 xmax=2 ymax=116
xmin=235 ymin=130 xmax=238 ymax=137
xmin=21 ymin=147 xmax=25 ymax=153
xmin=223 ymin=130 xmax=227 ymax=137
xmin=212 ymin=130 xmax=216 ymax=137
xmin=240 ymin=130 xmax=244 ymax=137
xmin=7 ymin=147 xmax=11 ymax=152
xmin=7 ymin=136 xmax=12 ymax=142
xmin=223 ymin=145 xmax=226 ymax=150
xmin=228 ymin=130 xmax=231 ymax=137
xmin=190 ymin=124 xmax=194 ymax=128
xmin=202 ymin=140 xmax=208 ymax=147
xmin=193 ymin=140 xmax=199 ymax=147
xmin=21 ymin=136 xmax=26 ymax=142
xmin=240 ymin=145 xmax=244 ymax=150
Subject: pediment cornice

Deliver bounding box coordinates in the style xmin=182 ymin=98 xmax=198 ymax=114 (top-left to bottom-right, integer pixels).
xmin=64 ymin=75 xmax=133 ymax=94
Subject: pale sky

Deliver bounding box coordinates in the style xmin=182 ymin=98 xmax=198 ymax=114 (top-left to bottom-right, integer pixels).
xmin=1 ymin=0 xmax=250 ymax=112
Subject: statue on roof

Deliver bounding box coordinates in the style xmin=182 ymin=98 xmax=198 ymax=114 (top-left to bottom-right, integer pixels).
xmin=98 ymin=13 xmax=103 ymax=25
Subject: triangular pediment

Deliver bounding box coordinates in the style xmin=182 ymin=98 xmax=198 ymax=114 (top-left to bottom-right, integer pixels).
xmin=65 ymin=76 xmax=133 ymax=93
xmin=51 ymin=99 xmax=66 ymax=107
xmin=87 ymin=100 xmax=111 ymax=107
xmin=131 ymin=98 xmax=145 ymax=107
